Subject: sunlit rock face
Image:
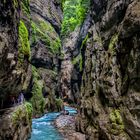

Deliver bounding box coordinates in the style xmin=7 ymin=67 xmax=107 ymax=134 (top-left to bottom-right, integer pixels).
xmin=76 ymin=0 xmax=140 ymax=139
xmin=60 ymin=29 xmax=81 ymax=102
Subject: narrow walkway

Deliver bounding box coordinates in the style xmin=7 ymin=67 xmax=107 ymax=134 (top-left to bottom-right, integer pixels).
xmin=0 ymin=93 xmax=24 ymax=115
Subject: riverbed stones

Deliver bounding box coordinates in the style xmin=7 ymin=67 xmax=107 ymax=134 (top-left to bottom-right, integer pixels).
xmin=55 ymin=114 xmax=86 ymax=140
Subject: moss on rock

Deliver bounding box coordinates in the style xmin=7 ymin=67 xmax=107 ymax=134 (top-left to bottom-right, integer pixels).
xmin=31 ymin=20 xmax=61 ymax=54
xmin=24 ymin=102 xmax=33 ymax=122
xmin=18 ymin=20 xmax=31 ymax=62
xmin=109 ymin=34 xmax=119 ymax=50
xmin=72 ymin=54 xmax=83 ymax=72
xmin=30 ymin=66 xmax=46 ymax=117
xmin=72 ymin=34 xmax=88 ymax=72
xmin=12 ymin=102 xmax=33 ymax=125
xmin=55 ymin=98 xmax=64 ymax=111
xmin=109 ymin=109 xmax=124 ymax=135
xmin=21 ymin=0 xmax=30 ymax=17
xmin=94 ymin=35 xmax=102 ymax=46
xmin=13 ymin=0 xmax=18 ymax=8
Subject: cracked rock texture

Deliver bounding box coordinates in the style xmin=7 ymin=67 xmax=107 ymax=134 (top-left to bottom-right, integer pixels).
xmin=76 ymin=0 xmax=140 ymax=140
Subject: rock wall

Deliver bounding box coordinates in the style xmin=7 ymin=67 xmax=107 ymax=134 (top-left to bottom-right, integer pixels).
xmin=76 ymin=0 xmax=140 ymax=139
xmin=0 ymin=0 xmax=63 ymax=116
xmin=0 ymin=0 xmax=33 ymax=139
xmin=0 ymin=0 xmax=30 ymax=108
xmin=29 ymin=0 xmax=63 ymax=115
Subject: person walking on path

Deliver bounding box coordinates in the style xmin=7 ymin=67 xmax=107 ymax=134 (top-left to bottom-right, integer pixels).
xmin=17 ymin=91 xmax=24 ymax=104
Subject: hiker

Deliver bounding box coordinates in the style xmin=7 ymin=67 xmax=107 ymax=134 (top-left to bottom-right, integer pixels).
xmin=17 ymin=92 xmax=24 ymax=104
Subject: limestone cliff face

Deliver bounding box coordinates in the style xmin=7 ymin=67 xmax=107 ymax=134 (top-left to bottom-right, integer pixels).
xmin=29 ymin=0 xmax=63 ymax=115
xmin=0 ymin=0 xmax=63 ymax=138
xmin=76 ymin=0 xmax=140 ymax=139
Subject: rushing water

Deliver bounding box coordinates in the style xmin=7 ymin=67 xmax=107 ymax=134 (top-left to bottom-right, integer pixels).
xmin=29 ymin=106 xmax=77 ymax=140
xmin=29 ymin=112 xmax=63 ymax=140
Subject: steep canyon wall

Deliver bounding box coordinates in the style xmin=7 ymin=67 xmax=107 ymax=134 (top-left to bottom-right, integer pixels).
xmin=76 ymin=0 xmax=140 ymax=140
xmin=0 ymin=0 xmax=140 ymax=140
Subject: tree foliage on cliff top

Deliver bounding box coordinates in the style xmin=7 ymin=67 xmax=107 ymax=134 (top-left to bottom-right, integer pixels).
xmin=61 ymin=0 xmax=90 ymax=36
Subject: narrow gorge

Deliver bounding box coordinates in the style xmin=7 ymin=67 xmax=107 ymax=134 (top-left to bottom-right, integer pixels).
xmin=0 ymin=0 xmax=140 ymax=140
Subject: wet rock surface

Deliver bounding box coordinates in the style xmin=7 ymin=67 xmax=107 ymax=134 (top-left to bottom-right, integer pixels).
xmin=56 ymin=115 xmax=85 ymax=140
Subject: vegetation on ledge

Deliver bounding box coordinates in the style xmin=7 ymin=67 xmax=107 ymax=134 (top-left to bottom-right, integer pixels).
xmin=12 ymin=102 xmax=33 ymax=126
xmin=109 ymin=34 xmax=119 ymax=51
xmin=55 ymin=98 xmax=64 ymax=111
